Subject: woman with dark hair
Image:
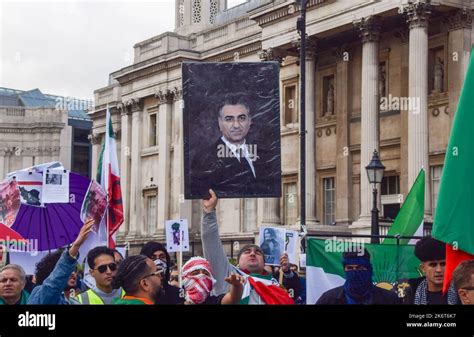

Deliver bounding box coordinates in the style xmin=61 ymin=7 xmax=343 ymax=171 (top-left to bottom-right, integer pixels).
xmin=140 ymin=242 xmax=184 ymax=304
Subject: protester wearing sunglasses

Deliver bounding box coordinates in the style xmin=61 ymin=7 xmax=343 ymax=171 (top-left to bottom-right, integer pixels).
xmin=112 ymin=255 xmax=164 ymax=305
xmin=70 ymin=247 xmax=125 ymax=305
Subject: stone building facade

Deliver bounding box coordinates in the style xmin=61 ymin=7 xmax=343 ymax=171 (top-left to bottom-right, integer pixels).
xmin=90 ymin=0 xmax=473 ymax=257
xmin=0 ymin=87 xmax=92 ymax=179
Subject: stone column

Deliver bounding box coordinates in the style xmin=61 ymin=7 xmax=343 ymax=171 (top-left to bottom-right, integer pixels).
xmin=173 ymin=88 xmax=193 ymax=225
xmin=0 ymin=152 xmax=5 ymax=179
xmin=352 ymin=16 xmax=381 ymax=227
xmin=335 ymin=46 xmax=352 ymax=226
xmin=303 ymin=39 xmax=318 ymax=227
xmin=447 ymin=9 xmax=472 ymax=126
xmin=118 ymin=103 xmax=132 ymax=234
xmin=156 ymin=90 xmax=173 ymax=232
xmin=404 ymin=1 xmax=431 ymax=216
xmin=259 ymin=48 xmax=284 ymax=227
xmin=128 ymin=98 xmax=143 ymax=238
xmin=261 ymin=198 xmax=281 ymax=226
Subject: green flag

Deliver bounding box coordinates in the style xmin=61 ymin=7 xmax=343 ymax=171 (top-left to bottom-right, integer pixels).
xmin=433 ymin=48 xmax=474 ymax=255
xmin=306 ymin=238 xmax=421 ymax=303
xmin=383 ymin=169 xmax=425 ymax=245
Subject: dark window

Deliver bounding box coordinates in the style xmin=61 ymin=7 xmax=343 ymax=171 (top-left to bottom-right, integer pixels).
xmin=284 ymin=85 xmax=297 ymax=124
xmin=383 ymin=203 xmax=400 ymax=221
xmin=72 ymin=146 xmax=90 ymax=178
xmin=74 ymin=128 xmax=90 ymax=143
xmin=149 ymin=114 xmax=157 ymax=146
xmin=381 ymin=176 xmax=399 ymax=195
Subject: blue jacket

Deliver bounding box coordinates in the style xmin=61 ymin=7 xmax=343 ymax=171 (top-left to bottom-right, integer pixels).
xmin=27 ymin=250 xmax=78 ymax=305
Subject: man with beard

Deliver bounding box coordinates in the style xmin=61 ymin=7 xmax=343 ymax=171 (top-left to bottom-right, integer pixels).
xmin=316 ymin=249 xmax=400 ymax=304
xmin=140 ymin=241 xmax=183 ymax=304
xmin=112 ymin=255 xmax=163 ymax=305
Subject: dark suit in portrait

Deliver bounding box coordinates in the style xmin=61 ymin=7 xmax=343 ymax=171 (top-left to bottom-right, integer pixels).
xmin=190 ymin=137 xmax=278 ymax=198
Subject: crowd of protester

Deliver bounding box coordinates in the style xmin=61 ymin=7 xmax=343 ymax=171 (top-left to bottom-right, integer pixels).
xmin=0 ymin=190 xmax=473 ymax=305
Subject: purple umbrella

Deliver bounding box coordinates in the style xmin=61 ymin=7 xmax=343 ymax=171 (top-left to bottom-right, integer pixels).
xmin=11 ymin=173 xmax=92 ymax=251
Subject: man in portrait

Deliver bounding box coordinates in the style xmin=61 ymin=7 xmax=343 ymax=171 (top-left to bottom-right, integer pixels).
xmin=183 ymin=62 xmax=281 ymax=199
xmin=190 ymin=94 xmax=277 ymax=198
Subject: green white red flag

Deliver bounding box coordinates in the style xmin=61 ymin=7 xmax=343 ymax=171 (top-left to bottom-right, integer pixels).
xmin=96 ymin=107 xmax=124 ymax=248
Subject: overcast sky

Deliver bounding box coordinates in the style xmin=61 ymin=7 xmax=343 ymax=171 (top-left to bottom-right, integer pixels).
xmin=0 ymin=0 xmax=247 ymax=100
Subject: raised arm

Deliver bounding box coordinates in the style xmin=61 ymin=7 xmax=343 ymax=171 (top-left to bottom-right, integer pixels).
xmin=201 ymin=189 xmax=233 ymax=296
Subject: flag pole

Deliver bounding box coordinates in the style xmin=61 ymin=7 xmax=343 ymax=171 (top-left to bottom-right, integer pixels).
xmin=106 ymin=105 xmax=110 ymax=248
xmin=178 ymin=225 xmax=183 ymax=289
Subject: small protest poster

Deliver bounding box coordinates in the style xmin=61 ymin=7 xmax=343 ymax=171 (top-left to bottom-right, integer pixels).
xmin=285 ymin=230 xmax=299 ymax=265
xmin=0 ymin=179 xmax=21 ymax=227
xmin=42 ymin=169 xmax=70 ymax=203
xmin=165 ymin=219 xmax=189 ymax=252
xmin=80 ymin=181 xmax=107 ymax=232
xmin=15 ymin=171 xmax=43 ymax=207
xmin=259 ymin=226 xmax=285 ymax=266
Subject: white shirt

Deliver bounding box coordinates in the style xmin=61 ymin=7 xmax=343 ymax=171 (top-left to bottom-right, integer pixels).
xmin=220 ymin=136 xmax=256 ymax=178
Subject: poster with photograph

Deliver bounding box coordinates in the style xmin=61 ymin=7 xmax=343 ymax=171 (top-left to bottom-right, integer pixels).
xmin=14 ymin=171 xmax=43 ymax=207
xmin=165 ymin=219 xmax=189 ymax=252
xmin=42 ymin=169 xmax=69 ymax=203
xmin=80 ymin=181 xmax=107 ymax=232
xmin=285 ymin=230 xmax=299 ymax=265
xmin=0 ymin=179 xmax=20 ymax=227
xmin=183 ymin=62 xmax=282 ymax=199
xmin=259 ymin=226 xmax=286 ymax=266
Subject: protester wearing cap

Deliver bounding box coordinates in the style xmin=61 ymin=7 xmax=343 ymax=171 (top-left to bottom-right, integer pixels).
xmin=112 ymin=255 xmax=164 ymax=305
xmin=407 ymin=237 xmax=458 ymax=305
xmin=0 ymin=264 xmax=29 ymax=305
xmin=140 ymin=241 xmax=183 ymax=304
xmin=181 ymin=256 xmax=244 ymax=304
xmin=452 ymin=260 xmax=474 ymax=305
xmin=201 ymin=189 xmax=297 ymax=304
xmin=70 ymin=246 xmax=124 ymax=305
xmin=316 ymin=249 xmax=400 ymax=305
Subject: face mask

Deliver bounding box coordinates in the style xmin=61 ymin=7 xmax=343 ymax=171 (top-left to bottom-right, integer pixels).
xmin=182 ymin=273 xmax=216 ymax=304
xmin=154 ymin=259 xmax=167 ymax=271
xmin=344 ymin=270 xmax=373 ymax=297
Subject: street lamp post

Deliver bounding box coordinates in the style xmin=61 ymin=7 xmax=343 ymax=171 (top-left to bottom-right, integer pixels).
xmin=365 ymin=150 xmax=385 ymax=244
xmin=296 ymin=0 xmax=308 ymax=252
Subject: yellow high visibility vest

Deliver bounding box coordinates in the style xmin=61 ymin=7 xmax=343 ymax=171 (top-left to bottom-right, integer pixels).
xmin=74 ymin=288 xmax=125 ymax=305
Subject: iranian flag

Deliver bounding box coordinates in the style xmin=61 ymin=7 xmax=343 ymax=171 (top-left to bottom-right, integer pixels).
xmin=96 ymin=107 xmax=124 ymax=248
xmin=383 ymin=169 xmax=425 ymax=245
xmin=306 ymin=238 xmax=421 ymax=304
xmin=432 ymin=48 xmax=474 ymax=293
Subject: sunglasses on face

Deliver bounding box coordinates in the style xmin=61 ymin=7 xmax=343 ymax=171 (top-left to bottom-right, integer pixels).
xmin=94 ymin=263 xmax=117 ymax=274
xmin=142 ymin=268 xmax=165 ymax=281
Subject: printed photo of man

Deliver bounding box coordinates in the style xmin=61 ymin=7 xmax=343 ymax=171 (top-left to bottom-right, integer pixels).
xmin=183 ymin=62 xmax=281 ymax=199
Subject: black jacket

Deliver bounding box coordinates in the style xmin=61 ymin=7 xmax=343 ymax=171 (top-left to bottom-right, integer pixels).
xmin=316 ymin=285 xmax=401 ymax=305
xmin=189 ymin=138 xmax=280 ymax=198
xmin=157 ymin=283 xmax=184 ymax=305
xmin=272 ymin=270 xmax=302 ymax=301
